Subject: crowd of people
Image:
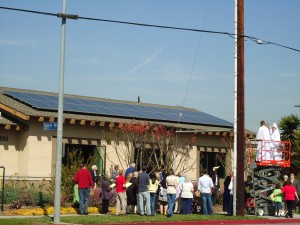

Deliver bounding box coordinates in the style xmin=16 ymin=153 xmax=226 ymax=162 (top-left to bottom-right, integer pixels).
xmin=269 ymin=173 xmax=300 ymax=218
xmin=111 ymin=165 xmax=192 ymax=217
xmin=72 ymin=163 xmax=222 ymax=216
xmin=72 ymin=162 xmax=300 ymax=218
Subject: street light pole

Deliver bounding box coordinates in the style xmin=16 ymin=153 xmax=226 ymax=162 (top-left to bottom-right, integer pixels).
xmin=54 ymin=0 xmax=67 ymax=223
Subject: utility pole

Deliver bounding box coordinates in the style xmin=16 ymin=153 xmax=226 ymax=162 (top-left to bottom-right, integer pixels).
xmin=233 ymin=0 xmax=238 ymax=216
xmin=236 ymin=0 xmax=245 ymax=216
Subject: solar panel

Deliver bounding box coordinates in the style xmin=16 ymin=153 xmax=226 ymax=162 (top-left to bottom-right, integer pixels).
xmin=4 ymin=90 xmax=232 ymax=127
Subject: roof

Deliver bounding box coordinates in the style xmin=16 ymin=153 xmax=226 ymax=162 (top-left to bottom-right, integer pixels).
xmin=0 ymin=86 xmax=240 ymax=133
xmin=0 ymin=115 xmax=17 ymax=125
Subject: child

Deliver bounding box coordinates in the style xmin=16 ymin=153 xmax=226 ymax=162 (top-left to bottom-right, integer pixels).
xmin=271 ymin=183 xmax=283 ymax=217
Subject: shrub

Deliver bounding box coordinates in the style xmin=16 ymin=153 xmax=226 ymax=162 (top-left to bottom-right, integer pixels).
xmin=89 ymin=187 xmax=102 ymax=207
xmin=3 ymin=187 xmax=20 ymax=204
xmin=60 ymin=193 xmax=70 ymax=207
xmin=109 ymin=188 xmax=117 ymax=206
xmin=49 ymin=149 xmax=95 ymax=202
xmin=4 ymin=177 xmax=54 ymax=208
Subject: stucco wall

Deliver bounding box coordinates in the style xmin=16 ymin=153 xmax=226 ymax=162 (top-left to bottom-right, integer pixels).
xmin=0 ymin=129 xmax=20 ymax=176
xmin=1 ymin=118 xmax=232 ymax=181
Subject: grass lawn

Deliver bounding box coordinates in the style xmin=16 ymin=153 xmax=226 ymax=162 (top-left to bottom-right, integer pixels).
xmin=0 ymin=214 xmax=262 ymax=225
xmin=0 ymin=217 xmax=52 ymax=225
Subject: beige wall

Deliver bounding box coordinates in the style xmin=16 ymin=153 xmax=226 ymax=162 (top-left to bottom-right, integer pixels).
xmin=0 ymin=129 xmax=20 ymax=176
xmin=103 ymin=132 xmax=230 ymax=180
xmin=1 ymin=118 xmax=231 ymax=181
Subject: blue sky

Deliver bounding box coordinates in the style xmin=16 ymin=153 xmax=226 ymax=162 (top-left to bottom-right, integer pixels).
xmin=0 ymin=0 xmax=299 ymax=132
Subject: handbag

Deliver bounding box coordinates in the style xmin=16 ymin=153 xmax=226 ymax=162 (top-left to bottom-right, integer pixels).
xmin=194 ymin=190 xmax=201 ymax=197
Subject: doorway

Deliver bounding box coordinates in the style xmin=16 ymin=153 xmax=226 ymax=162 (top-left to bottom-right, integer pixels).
xmin=200 ymin=152 xmax=225 ymax=178
xmin=62 ymin=144 xmax=106 ymax=175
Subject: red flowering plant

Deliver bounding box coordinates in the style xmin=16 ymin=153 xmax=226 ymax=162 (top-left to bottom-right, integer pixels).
xmin=107 ymin=121 xmax=197 ymax=174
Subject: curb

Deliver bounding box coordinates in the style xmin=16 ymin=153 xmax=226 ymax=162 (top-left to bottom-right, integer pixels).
xmin=66 ymin=218 xmax=300 ymax=225
xmin=1 ymin=215 xmax=300 ymax=225
xmin=118 ymin=219 xmax=300 ymax=225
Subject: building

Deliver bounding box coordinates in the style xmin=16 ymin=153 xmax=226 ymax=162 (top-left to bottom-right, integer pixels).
xmin=0 ymin=86 xmax=254 ymax=182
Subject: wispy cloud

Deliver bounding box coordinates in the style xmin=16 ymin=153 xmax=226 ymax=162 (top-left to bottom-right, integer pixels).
xmin=0 ymin=38 xmax=38 ymax=47
xmin=81 ymin=75 xmax=138 ymax=82
xmin=130 ymin=48 xmax=163 ymax=73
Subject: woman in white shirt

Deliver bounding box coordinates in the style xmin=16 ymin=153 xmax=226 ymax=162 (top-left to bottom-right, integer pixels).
xmin=181 ymin=177 xmax=194 ymax=214
xmin=149 ymin=173 xmax=159 ymax=215
xmin=166 ymin=169 xmax=178 ymax=217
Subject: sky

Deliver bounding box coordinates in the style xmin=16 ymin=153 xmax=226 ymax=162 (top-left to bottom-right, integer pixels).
xmin=0 ymin=0 xmax=299 ymax=132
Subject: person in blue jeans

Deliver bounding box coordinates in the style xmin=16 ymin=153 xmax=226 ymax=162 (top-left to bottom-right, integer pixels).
xmin=271 ymin=183 xmax=283 ymax=217
xmin=73 ymin=164 xmax=94 ymax=215
xmin=149 ymin=173 xmax=159 ymax=215
xmin=166 ymin=169 xmax=178 ymax=217
xmin=138 ymin=166 xmax=151 ymax=216
xmin=198 ymin=168 xmax=214 ymax=215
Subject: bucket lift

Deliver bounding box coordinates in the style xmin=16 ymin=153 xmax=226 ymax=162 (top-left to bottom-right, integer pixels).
xmin=245 ymin=140 xmax=291 ymax=216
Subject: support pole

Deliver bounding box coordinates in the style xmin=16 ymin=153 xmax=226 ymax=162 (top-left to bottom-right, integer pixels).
xmin=236 ymin=0 xmax=245 ymax=216
xmin=233 ymin=0 xmax=238 ymax=216
xmin=54 ymin=0 xmax=67 ymax=223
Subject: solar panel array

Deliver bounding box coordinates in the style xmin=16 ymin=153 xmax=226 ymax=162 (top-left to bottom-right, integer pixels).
xmin=4 ymin=91 xmax=232 ymax=127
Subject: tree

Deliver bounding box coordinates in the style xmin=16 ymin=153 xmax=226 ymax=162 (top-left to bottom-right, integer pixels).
xmin=278 ymin=114 xmax=300 ymax=168
xmin=106 ymin=121 xmax=196 ymax=174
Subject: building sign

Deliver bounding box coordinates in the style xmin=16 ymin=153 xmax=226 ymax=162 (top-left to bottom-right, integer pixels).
xmin=0 ymin=136 xmax=8 ymax=141
xmin=43 ymin=122 xmax=58 ymax=131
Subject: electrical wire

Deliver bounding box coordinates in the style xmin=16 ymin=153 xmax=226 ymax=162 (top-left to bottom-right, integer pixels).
xmin=173 ymin=1 xmax=213 ymax=172
xmin=1 ymin=6 xmax=299 ymax=52
xmin=245 ymin=35 xmax=300 ymax=52
xmin=0 ymin=6 xmax=56 ymax=17
xmin=78 ymin=15 xmax=233 ymax=36
xmin=181 ymin=0 xmax=212 ymax=108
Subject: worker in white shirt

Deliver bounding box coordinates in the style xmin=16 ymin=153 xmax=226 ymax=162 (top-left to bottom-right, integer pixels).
xmin=198 ymin=168 xmax=214 ymax=215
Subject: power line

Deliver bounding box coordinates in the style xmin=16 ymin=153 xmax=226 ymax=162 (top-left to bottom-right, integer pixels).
xmin=245 ymin=35 xmax=300 ymax=52
xmin=181 ymin=0 xmax=212 ymax=108
xmin=0 ymin=6 xmax=299 ymax=52
xmin=0 ymin=6 xmax=56 ymax=17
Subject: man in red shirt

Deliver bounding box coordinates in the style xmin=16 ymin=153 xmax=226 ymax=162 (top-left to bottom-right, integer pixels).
xmin=115 ymin=170 xmax=126 ymax=215
xmin=73 ymin=164 xmax=94 ymax=215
